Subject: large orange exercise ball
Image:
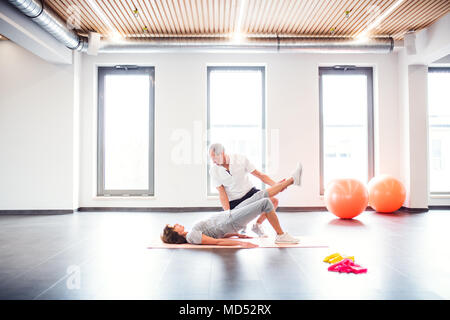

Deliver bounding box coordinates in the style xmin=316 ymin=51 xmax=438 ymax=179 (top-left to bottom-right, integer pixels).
xmin=324 ymin=179 xmax=369 ymax=219
xmin=368 ymin=175 xmax=406 ymax=213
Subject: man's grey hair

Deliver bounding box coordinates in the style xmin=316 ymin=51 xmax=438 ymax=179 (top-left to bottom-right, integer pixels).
xmin=209 ymin=143 xmax=225 ymax=155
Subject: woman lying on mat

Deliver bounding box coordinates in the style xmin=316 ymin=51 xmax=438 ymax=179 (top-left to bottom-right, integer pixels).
xmin=161 ymin=163 xmax=303 ymax=248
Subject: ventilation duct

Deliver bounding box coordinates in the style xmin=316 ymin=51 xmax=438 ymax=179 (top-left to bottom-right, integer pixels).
xmin=7 ymin=0 xmax=87 ymax=51
xmin=98 ymin=36 xmax=394 ymax=54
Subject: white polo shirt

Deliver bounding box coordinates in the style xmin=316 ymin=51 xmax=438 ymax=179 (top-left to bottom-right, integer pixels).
xmin=209 ymin=153 xmax=256 ymax=201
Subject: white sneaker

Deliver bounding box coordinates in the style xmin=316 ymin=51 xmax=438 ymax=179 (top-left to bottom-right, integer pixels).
xmin=251 ymin=223 xmax=268 ymax=238
xmin=275 ymin=232 xmax=299 ymax=244
xmin=291 ymin=162 xmax=303 ymax=186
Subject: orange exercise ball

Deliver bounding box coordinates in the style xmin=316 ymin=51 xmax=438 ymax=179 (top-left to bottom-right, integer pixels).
xmin=324 ymin=179 xmax=369 ymax=219
xmin=368 ymin=175 xmax=406 ymax=213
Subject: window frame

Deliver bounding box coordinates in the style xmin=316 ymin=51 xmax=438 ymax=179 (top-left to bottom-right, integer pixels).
xmin=97 ymin=65 xmax=155 ymax=197
xmin=428 ymin=67 xmax=450 ymax=195
xmin=206 ymin=66 xmax=266 ymax=196
xmin=319 ymin=66 xmax=375 ymax=195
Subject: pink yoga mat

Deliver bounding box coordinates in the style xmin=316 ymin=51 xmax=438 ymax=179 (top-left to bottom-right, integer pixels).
xmin=147 ymin=236 xmax=328 ymax=249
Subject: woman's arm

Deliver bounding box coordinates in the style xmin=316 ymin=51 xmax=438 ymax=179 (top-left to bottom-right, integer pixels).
xmin=223 ymin=233 xmax=253 ymax=239
xmin=201 ymin=234 xmax=258 ymax=248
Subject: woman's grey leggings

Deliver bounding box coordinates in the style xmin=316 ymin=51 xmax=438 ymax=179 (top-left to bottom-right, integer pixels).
xmin=228 ymin=190 xmax=274 ymax=232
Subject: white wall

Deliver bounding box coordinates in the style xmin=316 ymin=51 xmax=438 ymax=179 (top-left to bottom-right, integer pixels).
xmin=79 ymin=51 xmax=400 ymax=208
xmin=0 ymin=40 xmax=77 ymax=210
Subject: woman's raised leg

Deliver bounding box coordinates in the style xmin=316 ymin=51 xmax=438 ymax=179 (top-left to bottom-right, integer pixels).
xmin=266 ymin=178 xmax=294 ymax=198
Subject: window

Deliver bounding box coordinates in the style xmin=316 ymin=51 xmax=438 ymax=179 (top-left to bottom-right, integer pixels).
xmin=97 ymin=66 xmax=155 ymax=196
xmin=207 ymin=66 xmax=265 ymax=195
xmin=428 ymin=67 xmax=450 ymax=194
xmin=319 ymin=66 xmax=374 ymax=195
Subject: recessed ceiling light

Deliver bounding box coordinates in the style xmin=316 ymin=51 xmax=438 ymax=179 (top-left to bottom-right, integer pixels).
xmin=354 ymin=34 xmax=369 ymax=43
xmin=109 ymin=32 xmax=123 ymax=42
xmin=231 ymin=32 xmax=245 ymax=43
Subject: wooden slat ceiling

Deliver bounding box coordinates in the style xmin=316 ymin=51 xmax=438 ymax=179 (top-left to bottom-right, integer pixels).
xmin=45 ymin=0 xmax=450 ymax=40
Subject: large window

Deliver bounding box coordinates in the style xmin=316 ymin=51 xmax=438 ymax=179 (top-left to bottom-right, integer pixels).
xmin=319 ymin=66 xmax=374 ymax=195
xmin=207 ymin=66 xmax=265 ymax=195
xmin=428 ymin=67 xmax=450 ymax=194
xmin=97 ymin=66 xmax=155 ymax=196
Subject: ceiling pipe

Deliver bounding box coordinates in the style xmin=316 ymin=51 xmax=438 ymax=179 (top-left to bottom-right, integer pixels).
xmin=98 ymin=36 xmax=394 ymax=54
xmin=7 ymin=0 xmax=87 ymax=51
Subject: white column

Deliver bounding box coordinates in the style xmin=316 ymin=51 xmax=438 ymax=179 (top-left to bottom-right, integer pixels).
xmin=398 ymin=63 xmax=429 ymax=209
xmin=407 ymin=65 xmax=429 ymax=209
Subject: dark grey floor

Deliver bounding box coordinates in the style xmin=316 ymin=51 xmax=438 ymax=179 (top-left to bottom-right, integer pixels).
xmin=0 ymin=210 xmax=449 ymax=300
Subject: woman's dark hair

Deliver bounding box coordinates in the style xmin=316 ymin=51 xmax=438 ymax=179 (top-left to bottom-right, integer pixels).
xmin=161 ymin=225 xmax=187 ymax=244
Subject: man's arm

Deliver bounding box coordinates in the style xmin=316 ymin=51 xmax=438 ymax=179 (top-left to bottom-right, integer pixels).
xmin=251 ymin=169 xmax=277 ymax=186
xmin=217 ymin=185 xmax=230 ymax=210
